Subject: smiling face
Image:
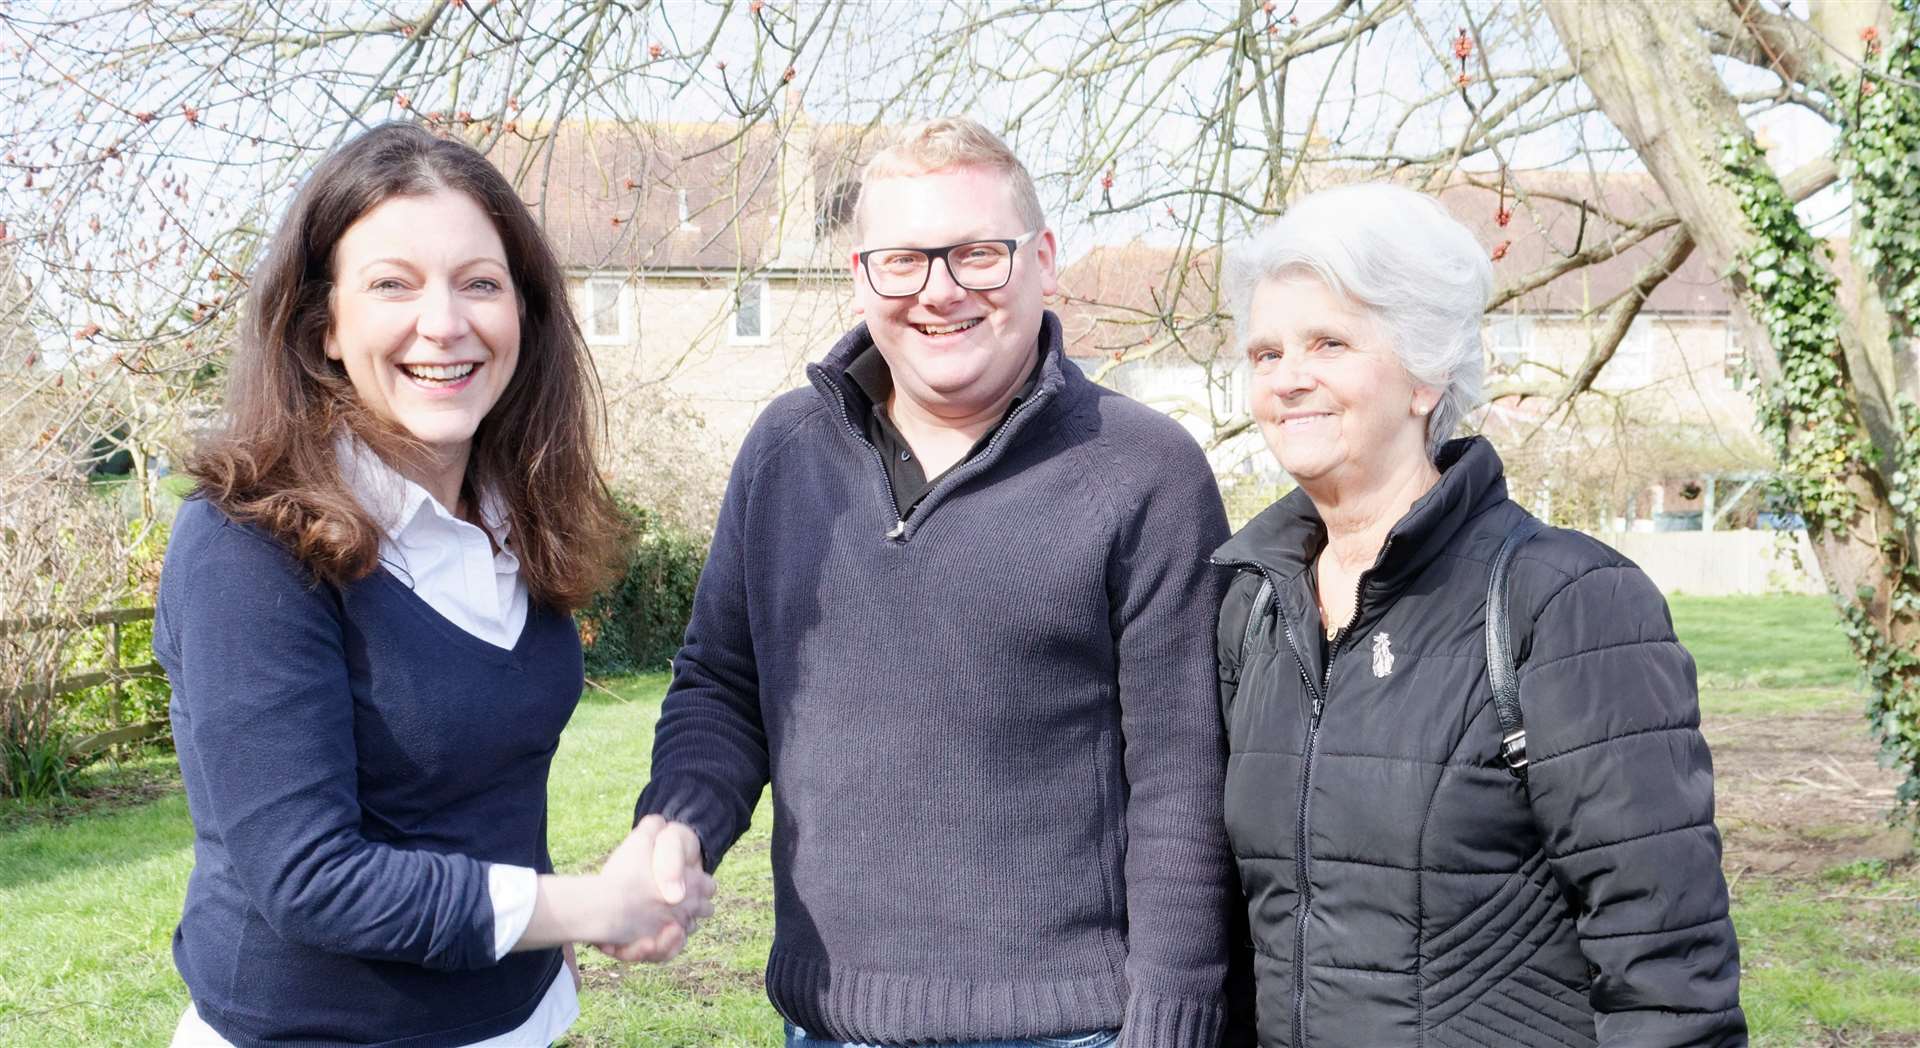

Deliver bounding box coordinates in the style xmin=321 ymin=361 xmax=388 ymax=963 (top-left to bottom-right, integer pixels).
xmin=325 ymin=190 xmax=520 ymax=461
xmin=851 ymin=166 xmax=1057 ymax=421
xmin=1245 ymin=274 xmax=1440 ymax=496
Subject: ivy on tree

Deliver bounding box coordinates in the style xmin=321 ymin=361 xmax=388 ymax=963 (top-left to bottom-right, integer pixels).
xmin=1719 ymin=0 xmax=1920 ymax=814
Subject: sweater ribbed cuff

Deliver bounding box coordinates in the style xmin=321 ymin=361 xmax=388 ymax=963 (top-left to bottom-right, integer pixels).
xmin=633 ymin=775 xmax=745 ymax=873
xmin=1123 ymin=989 xmax=1226 ymax=1048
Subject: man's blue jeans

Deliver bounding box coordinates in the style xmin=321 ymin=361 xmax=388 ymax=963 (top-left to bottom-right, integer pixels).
xmin=784 ymin=1023 xmax=1119 ymax=1048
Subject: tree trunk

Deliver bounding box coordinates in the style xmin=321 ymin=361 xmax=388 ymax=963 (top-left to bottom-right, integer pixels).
xmin=1813 ymin=0 xmax=1915 ymax=435
xmin=1546 ymin=0 xmax=1920 ymax=811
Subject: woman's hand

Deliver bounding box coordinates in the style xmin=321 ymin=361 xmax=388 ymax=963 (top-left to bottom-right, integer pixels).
xmin=563 ymin=943 xmax=581 ymax=990
xmin=512 ymin=816 xmax=714 ymax=959
xmin=595 ymin=816 xmax=715 ymax=963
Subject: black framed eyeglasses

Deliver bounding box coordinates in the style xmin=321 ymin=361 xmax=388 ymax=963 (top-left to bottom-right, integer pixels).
xmin=857 ymin=229 xmax=1040 ymax=298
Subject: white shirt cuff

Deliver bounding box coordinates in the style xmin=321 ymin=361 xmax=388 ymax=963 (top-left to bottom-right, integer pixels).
xmin=487 ymin=862 xmax=540 ymax=960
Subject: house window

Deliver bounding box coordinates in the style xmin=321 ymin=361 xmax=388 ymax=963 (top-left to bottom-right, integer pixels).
xmin=1608 ymin=316 xmax=1655 ymax=386
xmin=732 ymin=278 xmax=769 ymax=343
xmin=1211 ymin=359 xmax=1249 ymax=418
xmin=1721 ymin=327 xmax=1748 ymax=389
xmin=677 ymin=188 xmax=693 ymax=229
xmin=584 ymin=277 xmax=627 ymax=343
xmin=1486 ymin=313 xmax=1533 ymax=370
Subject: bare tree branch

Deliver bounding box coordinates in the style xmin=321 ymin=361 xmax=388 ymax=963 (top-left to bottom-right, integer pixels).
xmin=1545 ymin=227 xmax=1698 ymax=416
xmin=1489 ymin=152 xmax=1837 ymax=312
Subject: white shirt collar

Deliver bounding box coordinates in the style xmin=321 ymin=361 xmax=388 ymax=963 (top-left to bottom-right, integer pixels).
xmin=333 ymin=433 xmax=513 ymax=550
xmin=332 ymin=433 xmax=528 ymax=650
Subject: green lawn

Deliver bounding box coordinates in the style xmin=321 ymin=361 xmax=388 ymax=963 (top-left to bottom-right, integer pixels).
xmin=552 ymin=677 xmax=782 ymax=1047
xmin=0 ymin=596 xmax=1914 ymax=1046
xmin=1675 ymin=595 xmax=1920 ymax=1046
xmin=0 ymin=675 xmax=781 ymax=1047
xmin=1737 ymin=862 xmax=1920 ymax=1044
xmin=1671 ymin=593 xmax=1863 ymax=715
xmin=1670 ymin=594 xmax=1858 ymax=689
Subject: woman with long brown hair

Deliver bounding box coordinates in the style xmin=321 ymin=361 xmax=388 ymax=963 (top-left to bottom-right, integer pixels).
xmin=156 ymin=121 xmax=713 ymax=1047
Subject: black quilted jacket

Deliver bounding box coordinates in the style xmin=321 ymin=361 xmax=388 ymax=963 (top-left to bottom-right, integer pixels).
xmin=1213 ymin=438 xmax=1745 ymax=1047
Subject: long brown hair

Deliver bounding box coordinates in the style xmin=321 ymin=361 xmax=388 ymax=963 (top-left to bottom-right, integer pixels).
xmin=190 ymin=121 xmax=623 ymax=611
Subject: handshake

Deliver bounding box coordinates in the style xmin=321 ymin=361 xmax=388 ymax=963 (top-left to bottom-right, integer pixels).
xmin=523 ymin=814 xmax=718 ymax=966
xmin=594 ymin=815 xmax=718 ymax=962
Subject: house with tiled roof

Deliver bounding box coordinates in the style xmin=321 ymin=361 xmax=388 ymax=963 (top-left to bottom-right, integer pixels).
xmin=487 ymin=110 xmax=1841 ymax=588
xmin=508 ymin=109 xmax=1800 ymax=541
xmin=1056 ymin=171 xmax=1776 ymax=535
xmin=493 ymin=106 xmax=882 ymax=448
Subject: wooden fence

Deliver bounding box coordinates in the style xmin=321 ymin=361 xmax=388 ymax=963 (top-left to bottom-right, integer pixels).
xmin=0 ymin=607 xmax=169 ymax=758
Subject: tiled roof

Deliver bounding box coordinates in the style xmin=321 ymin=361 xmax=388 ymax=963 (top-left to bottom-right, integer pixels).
xmin=490 ymin=118 xmax=879 ymax=272
xmin=1054 ymin=244 xmax=1228 ymax=361
xmin=1056 ymin=170 xmax=1736 ymax=361
xmin=1435 ymin=170 xmax=1729 ymax=315
xmin=510 ymin=125 xmax=1738 ymax=326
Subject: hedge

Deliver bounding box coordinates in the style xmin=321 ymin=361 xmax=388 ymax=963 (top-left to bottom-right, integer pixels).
xmin=578 ymin=500 xmax=707 ymax=674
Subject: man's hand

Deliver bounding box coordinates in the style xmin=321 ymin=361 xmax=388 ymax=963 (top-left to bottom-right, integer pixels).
xmin=651 ymin=820 xmax=706 ymax=907
xmin=596 ymin=816 xmax=715 ymax=963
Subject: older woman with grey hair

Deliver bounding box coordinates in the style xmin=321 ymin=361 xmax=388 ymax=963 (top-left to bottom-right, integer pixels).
xmin=1212 ymin=183 xmax=1745 ymax=1047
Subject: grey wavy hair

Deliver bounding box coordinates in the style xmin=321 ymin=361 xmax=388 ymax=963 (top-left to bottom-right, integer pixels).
xmin=1225 ymin=182 xmax=1494 ymax=461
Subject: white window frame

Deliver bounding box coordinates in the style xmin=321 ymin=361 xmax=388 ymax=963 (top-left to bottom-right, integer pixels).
xmin=1485 ymin=313 xmax=1534 ymax=370
xmin=731 ymin=277 xmax=771 ymax=345
xmin=1607 ymin=315 xmax=1656 ymax=387
xmin=1210 ymin=358 xmax=1249 ymax=419
xmin=582 ymin=276 xmax=630 ymax=345
xmin=1721 ymin=324 xmax=1748 ymax=388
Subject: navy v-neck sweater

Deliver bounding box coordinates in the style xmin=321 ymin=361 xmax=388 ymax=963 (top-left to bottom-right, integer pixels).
xmin=154 ymin=498 xmax=579 ymax=1047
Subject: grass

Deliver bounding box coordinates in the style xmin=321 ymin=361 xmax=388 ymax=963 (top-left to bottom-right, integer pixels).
xmin=0 ymin=597 xmax=1913 ymax=1045
xmin=1670 ymin=593 xmax=1860 ymax=692
xmin=1736 ymin=859 xmax=1920 ymax=1045
xmin=0 ymin=751 xmax=179 ymax=833
xmin=1673 ymin=595 xmax=1920 ymax=1046
xmin=1672 ymin=594 xmax=1866 ymax=718
xmin=0 ymin=788 xmax=193 ymax=1043
xmin=0 ymin=674 xmax=781 ymax=1047
xmin=551 ymin=676 xmax=782 ymax=1048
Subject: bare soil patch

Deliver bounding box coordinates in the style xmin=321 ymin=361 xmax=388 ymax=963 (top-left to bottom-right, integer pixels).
xmin=1704 ymin=708 xmax=1914 ymax=881
xmin=583 ymin=956 xmax=764 ymax=998
xmin=0 ymin=757 xmax=180 ymax=832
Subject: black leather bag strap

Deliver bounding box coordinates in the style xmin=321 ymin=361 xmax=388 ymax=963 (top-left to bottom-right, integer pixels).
xmin=1240 ymin=576 xmax=1273 ymax=663
xmin=1487 ymin=516 xmax=1545 ymax=780
xmin=1222 ymin=575 xmax=1273 ymax=725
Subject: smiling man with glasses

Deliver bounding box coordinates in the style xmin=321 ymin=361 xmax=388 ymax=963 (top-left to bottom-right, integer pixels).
xmin=633 ymin=116 xmax=1239 ymax=1048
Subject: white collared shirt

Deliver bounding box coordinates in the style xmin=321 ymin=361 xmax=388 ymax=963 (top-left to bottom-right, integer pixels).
xmin=172 ymin=439 xmax=575 ymax=1047
xmin=337 ymin=436 xmax=530 ymax=651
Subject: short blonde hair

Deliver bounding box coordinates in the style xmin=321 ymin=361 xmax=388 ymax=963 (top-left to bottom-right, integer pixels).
xmin=854 ymin=117 xmax=1046 ymax=240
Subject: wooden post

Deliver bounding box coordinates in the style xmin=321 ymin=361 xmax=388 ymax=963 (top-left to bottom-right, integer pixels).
xmin=107 ymin=618 xmax=124 ymax=727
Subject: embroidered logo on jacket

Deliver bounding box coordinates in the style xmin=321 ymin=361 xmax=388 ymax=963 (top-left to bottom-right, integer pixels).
xmin=1371 ymin=632 xmax=1394 ymax=678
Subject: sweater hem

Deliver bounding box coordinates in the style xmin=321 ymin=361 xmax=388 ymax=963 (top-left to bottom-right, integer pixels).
xmin=187 ymin=950 xmax=563 ymax=1048
xmin=766 ymin=946 xmax=1128 ymax=1045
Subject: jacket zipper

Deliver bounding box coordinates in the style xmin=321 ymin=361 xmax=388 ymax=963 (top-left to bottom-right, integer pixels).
xmin=1279 ymin=537 xmax=1388 ymax=1048
xmin=1278 ymin=600 xmax=1324 ymax=1048
xmin=810 ymin=370 xmax=907 ymax=538
xmin=812 ymin=365 xmax=1052 ymax=543
xmin=897 ymin=390 xmax=1049 ymax=539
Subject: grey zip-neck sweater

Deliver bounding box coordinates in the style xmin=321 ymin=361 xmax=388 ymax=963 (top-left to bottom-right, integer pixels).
xmin=637 ymin=312 xmax=1236 ymax=1045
